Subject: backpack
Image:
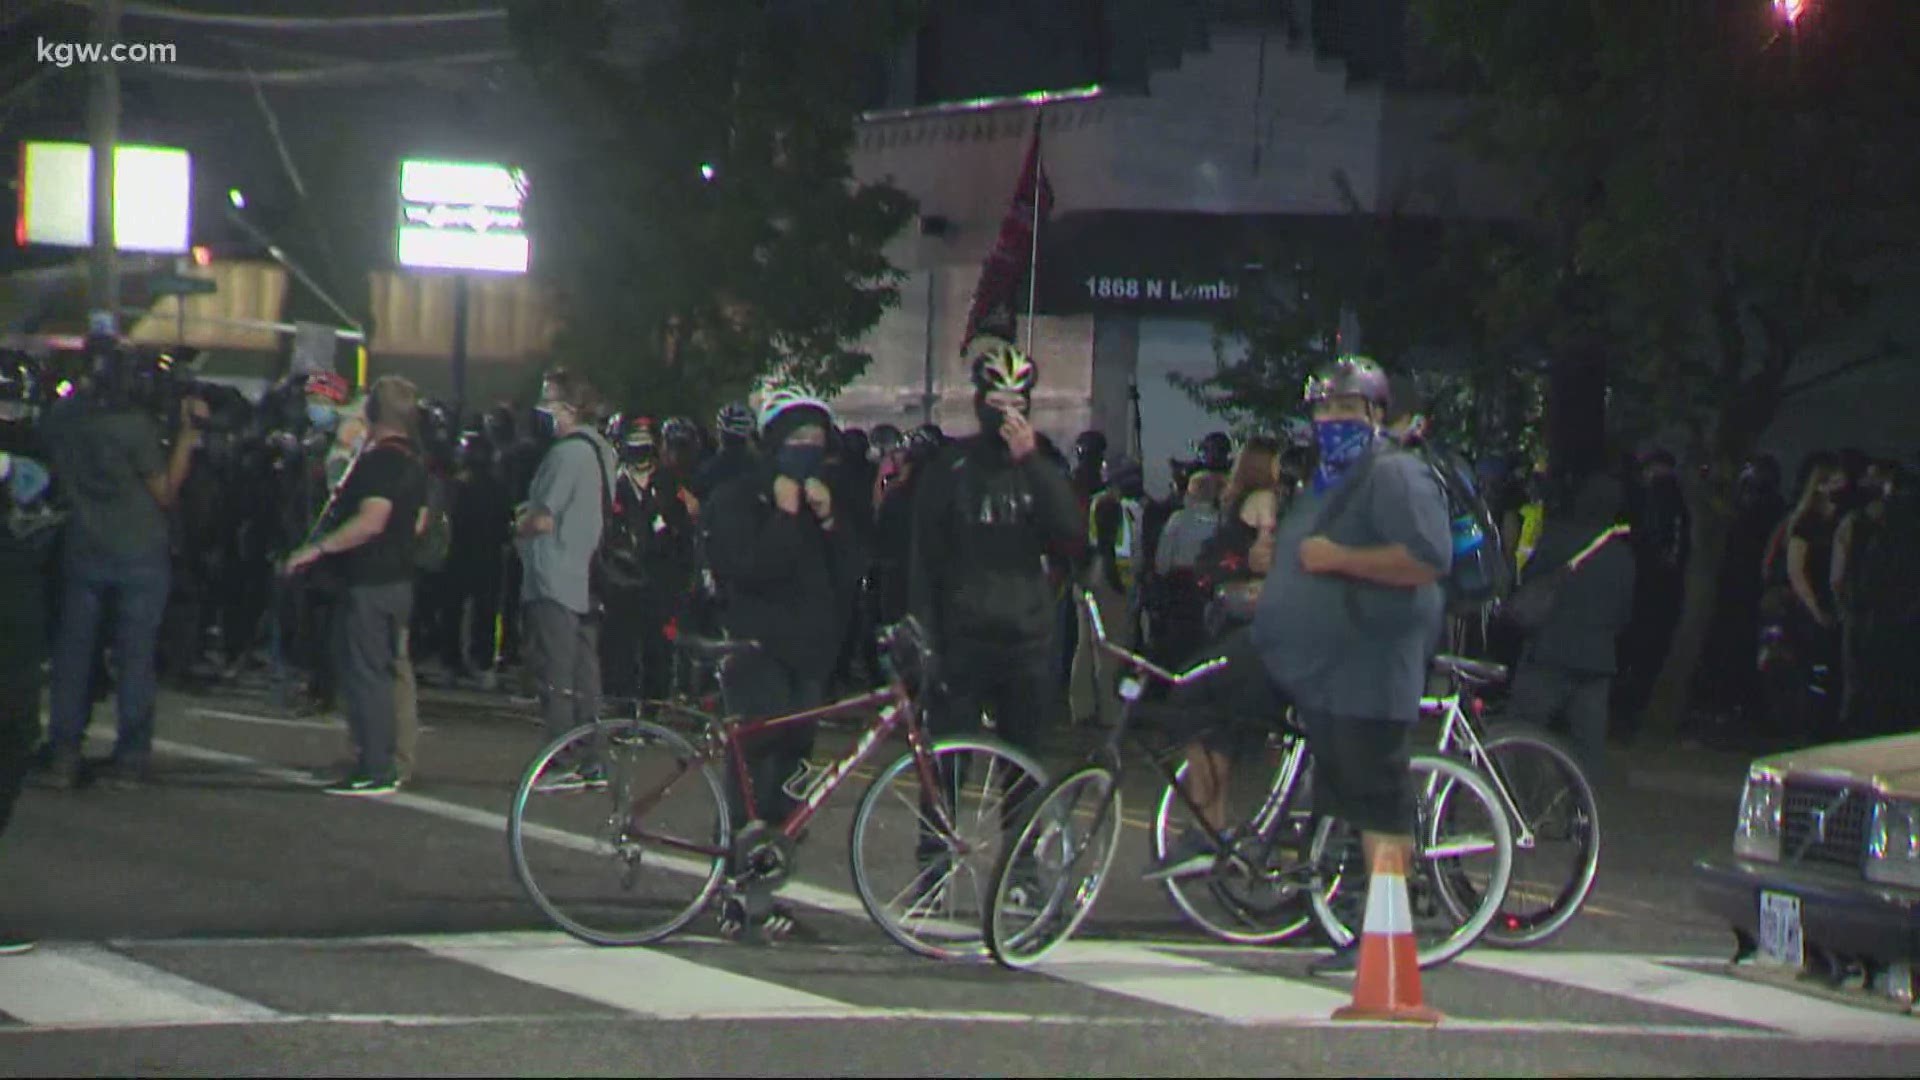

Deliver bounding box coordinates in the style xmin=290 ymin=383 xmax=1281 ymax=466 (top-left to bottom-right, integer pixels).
xmin=561 ymin=433 xmax=641 ymax=610
xmin=1410 ymin=441 xmax=1510 ymax=615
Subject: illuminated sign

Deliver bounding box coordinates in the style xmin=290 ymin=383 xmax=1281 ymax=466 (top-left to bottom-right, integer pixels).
xmin=16 ymin=142 xmax=192 ymax=253
xmin=395 ymin=159 xmax=528 ymax=274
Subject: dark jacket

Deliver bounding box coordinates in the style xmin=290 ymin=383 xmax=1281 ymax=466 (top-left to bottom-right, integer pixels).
xmin=702 ymin=460 xmax=866 ymax=676
xmin=1524 ymin=477 xmax=1637 ymax=675
xmin=909 ymin=436 xmax=1081 ymax=649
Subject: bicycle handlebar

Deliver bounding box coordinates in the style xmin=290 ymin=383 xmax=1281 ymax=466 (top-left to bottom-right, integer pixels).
xmin=1078 ymin=588 xmax=1231 ymax=687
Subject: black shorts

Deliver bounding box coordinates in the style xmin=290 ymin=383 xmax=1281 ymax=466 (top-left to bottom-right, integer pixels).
xmin=1297 ymin=710 xmax=1415 ymax=837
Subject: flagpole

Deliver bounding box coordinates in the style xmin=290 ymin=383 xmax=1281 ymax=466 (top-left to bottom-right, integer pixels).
xmin=1024 ymin=109 xmax=1042 ymax=358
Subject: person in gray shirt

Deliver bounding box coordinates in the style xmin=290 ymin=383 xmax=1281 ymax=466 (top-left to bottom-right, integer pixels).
xmin=1252 ymin=355 xmax=1452 ymax=972
xmin=514 ymin=369 xmax=618 ymax=784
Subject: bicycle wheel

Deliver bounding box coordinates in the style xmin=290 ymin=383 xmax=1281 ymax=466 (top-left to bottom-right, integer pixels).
xmin=849 ymin=737 xmax=1047 ymax=961
xmin=1153 ymin=757 xmax=1316 ymax=945
xmin=1473 ymin=724 xmax=1600 ymax=947
xmin=1306 ymin=753 xmax=1513 ymax=969
xmin=984 ymin=764 xmax=1124 ymax=969
xmin=508 ymin=719 xmax=730 ymax=946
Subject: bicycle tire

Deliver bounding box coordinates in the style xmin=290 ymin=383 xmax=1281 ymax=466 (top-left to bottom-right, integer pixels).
xmin=1306 ymin=752 xmax=1513 ymax=969
xmin=1153 ymin=759 xmax=1316 ymax=946
xmin=507 ymin=719 xmax=730 ymax=947
xmin=984 ymin=764 xmax=1124 ymax=969
xmin=848 ymin=736 xmax=1047 ymax=961
xmin=1474 ymin=724 xmax=1601 ymax=947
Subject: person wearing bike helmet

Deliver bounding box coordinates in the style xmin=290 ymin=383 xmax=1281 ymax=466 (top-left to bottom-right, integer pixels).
xmin=1249 ymin=354 xmax=1451 ymax=972
xmin=701 ymin=387 xmax=866 ymax=938
xmin=597 ymin=416 xmax=695 ymax=706
xmin=910 ymin=342 xmax=1079 ymax=759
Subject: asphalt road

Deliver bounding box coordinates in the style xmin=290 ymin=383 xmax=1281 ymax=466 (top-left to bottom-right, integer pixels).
xmin=3 ymin=676 xmax=1916 ymax=1078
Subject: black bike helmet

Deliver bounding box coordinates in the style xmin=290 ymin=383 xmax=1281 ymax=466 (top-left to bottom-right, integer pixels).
xmin=1302 ymin=355 xmax=1392 ymax=409
xmin=868 ymin=423 xmax=903 ymax=462
xmin=714 ymin=401 xmax=756 ymax=441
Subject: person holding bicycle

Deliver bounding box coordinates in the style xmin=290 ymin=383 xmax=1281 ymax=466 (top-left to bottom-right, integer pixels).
xmin=1250 ymin=355 xmax=1452 ymax=972
xmin=701 ymin=389 xmax=867 ymax=937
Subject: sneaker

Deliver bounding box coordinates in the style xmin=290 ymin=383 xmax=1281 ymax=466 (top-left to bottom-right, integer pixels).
xmin=0 ymin=936 xmax=35 ymax=956
xmin=31 ymin=748 xmax=84 ymax=791
xmin=535 ymin=762 xmax=607 ymax=793
xmin=717 ymin=896 xmax=799 ymax=944
xmin=1143 ymin=826 xmax=1227 ymax=882
xmin=95 ymin=756 xmax=153 ymax=790
xmin=323 ymin=773 xmax=399 ymax=797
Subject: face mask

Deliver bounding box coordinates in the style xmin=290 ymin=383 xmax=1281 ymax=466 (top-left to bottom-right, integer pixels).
xmin=1311 ymin=419 xmax=1375 ymax=493
xmin=975 ymin=402 xmax=1005 ymax=434
xmin=532 ymin=407 xmax=558 ymax=440
xmin=775 ymin=444 xmax=825 ymax=480
xmin=307 ymin=402 xmax=337 ymax=431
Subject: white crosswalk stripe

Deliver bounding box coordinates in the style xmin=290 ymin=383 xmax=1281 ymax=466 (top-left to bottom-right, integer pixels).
xmin=0 ymin=944 xmax=281 ymax=1030
xmin=3 ymin=933 xmax=1917 ymax=1040
xmin=1456 ymin=952 xmax=1920 ymax=1042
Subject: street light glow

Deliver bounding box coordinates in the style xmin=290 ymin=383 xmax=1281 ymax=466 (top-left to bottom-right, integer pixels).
xmin=1774 ymin=0 xmax=1807 ymax=24
xmin=228 ymin=188 xmax=246 ymax=209
xmin=700 ymin=163 xmax=716 ymax=182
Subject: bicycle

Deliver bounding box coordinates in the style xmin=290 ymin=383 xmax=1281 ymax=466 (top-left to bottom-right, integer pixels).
xmin=1420 ymin=656 xmax=1601 ymax=947
xmin=983 ymin=590 xmax=1515 ymax=971
xmin=507 ymin=616 xmax=1047 ymax=961
xmin=1151 ymin=654 xmax=1599 ymax=951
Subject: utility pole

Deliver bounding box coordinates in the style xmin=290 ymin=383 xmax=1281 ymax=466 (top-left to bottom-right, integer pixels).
xmin=87 ymin=0 xmax=122 ymax=333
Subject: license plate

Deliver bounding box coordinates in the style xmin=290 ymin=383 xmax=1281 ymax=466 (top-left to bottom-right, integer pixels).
xmin=1758 ymin=890 xmax=1804 ymax=968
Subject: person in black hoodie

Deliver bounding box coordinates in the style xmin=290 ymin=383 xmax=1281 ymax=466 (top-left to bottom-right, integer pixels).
xmin=909 ymin=343 xmax=1080 ymax=757
xmin=701 ymin=389 xmax=865 ymax=934
xmin=1509 ymin=472 xmax=1636 ymax=785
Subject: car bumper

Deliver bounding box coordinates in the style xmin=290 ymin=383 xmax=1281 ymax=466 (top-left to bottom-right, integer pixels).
xmin=1694 ymin=854 xmax=1920 ymax=961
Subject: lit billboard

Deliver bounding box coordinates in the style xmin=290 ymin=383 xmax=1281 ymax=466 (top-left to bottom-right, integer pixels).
xmin=15 ymin=142 xmax=192 ymax=253
xmin=395 ymin=159 xmax=528 ymax=274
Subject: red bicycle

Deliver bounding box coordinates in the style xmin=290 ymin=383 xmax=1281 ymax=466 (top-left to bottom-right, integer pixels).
xmin=506 ymin=617 xmax=1048 ymax=960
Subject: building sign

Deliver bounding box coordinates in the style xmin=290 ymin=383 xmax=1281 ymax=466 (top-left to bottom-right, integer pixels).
xmin=1079 ymin=274 xmax=1240 ymax=306
xmin=395 ymin=159 xmax=528 ymax=274
xmin=16 ymin=142 xmax=192 ymax=254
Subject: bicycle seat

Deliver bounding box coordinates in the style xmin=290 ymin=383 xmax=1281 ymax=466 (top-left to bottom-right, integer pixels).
xmin=676 ymin=634 xmax=761 ymax=662
xmin=1430 ymin=653 xmax=1509 ymax=686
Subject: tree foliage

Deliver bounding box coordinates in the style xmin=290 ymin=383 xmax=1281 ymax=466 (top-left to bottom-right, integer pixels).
xmin=1186 ymin=178 xmax=1540 ymax=458
xmin=1411 ymin=0 xmax=1920 ymax=735
xmin=503 ymin=0 xmax=920 ymax=417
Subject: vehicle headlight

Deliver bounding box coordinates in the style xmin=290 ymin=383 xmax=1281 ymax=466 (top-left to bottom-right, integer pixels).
xmin=1735 ymin=767 xmax=1783 ymax=862
xmin=1866 ymin=799 xmax=1920 ymax=888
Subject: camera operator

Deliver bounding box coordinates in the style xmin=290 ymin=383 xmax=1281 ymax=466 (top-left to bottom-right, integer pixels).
xmin=37 ymin=337 xmax=209 ymax=790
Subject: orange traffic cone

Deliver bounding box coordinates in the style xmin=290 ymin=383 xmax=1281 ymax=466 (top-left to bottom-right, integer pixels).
xmin=1331 ymin=844 xmax=1444 ymax=1025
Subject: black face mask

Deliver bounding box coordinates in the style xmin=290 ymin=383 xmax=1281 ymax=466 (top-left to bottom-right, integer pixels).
xmin=974 ymin=401 xmax=1004 ymax=435
xmin=774 ymin=444 xmax=825 ymax=480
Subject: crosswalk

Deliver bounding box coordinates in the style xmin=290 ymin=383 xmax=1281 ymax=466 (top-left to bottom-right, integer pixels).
xmin=2 ymin=931 xmax=1916 ymax=1042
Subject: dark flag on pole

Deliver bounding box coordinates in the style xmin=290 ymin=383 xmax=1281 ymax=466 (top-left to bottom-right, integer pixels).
xmin=959 ymin=116 xmax=1054 ymax=357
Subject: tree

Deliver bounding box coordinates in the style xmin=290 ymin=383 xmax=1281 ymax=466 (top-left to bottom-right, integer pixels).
xmin=1187 ymin=176 xmax=1540 ymax=458
xmin=503 ymin=0 xmax=920 ymax=418
xmin=1413 ymin=0 xmax=1920 ymax=738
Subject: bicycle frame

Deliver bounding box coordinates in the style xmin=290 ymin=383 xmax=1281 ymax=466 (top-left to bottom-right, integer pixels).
xmin=1427 ymin=688 xmax=1538 ymax=850
xmin=624 ymin=629 xmax=963 ymax=863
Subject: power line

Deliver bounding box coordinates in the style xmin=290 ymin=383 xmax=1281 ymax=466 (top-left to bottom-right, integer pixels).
xmin=139 ymin=52 xmax=515 ymax=85
xmin=54 ymin=0 xmax=505 ymax=31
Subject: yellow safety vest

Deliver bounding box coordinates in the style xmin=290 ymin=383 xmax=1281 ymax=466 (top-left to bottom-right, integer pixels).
xmin=1515 ymin=501 xmax=1546 ymax=576
xmin=1089 ymin=492 xmax=1143 ymax=589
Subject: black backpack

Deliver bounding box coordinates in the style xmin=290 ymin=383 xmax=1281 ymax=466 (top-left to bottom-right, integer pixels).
xmin=1411 ymin=440 xmax=1510 ymax=616
xmin=562 ymin=433 xmax=645 ymax=609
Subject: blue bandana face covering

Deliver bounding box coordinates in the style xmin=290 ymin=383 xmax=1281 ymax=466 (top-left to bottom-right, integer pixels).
xmin=1311 ymin=419 xmax=1375 ymax=494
